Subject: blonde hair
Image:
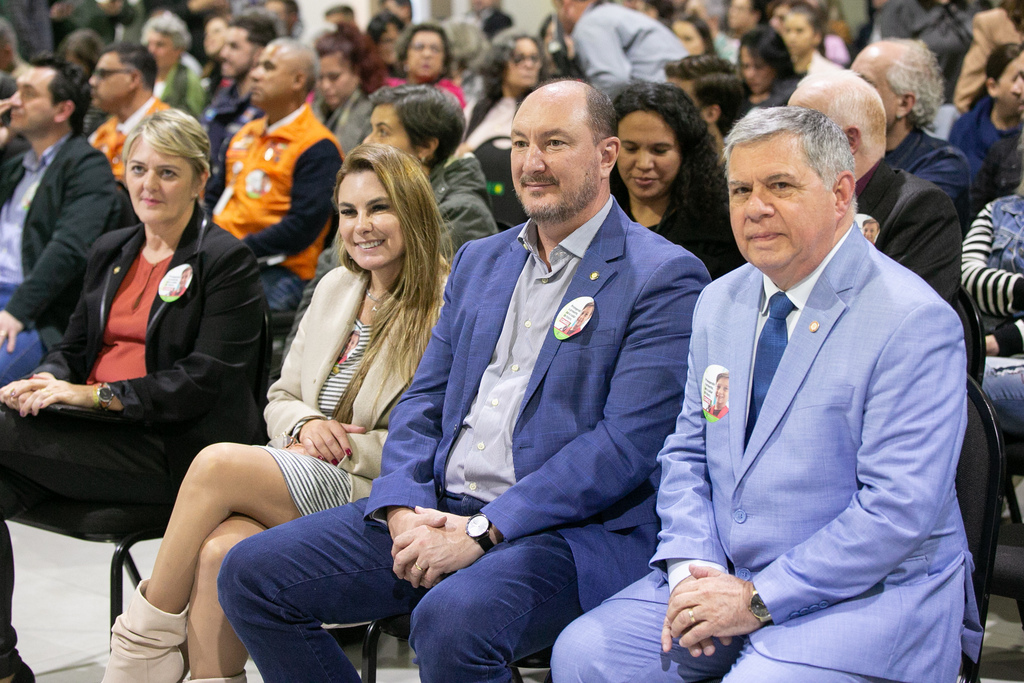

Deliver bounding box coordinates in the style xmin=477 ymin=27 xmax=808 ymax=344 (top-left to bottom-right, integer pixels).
xmin=331 ymin=143 xmax=449 ymax=422
xmin=123 ymin=108 xmax=211 ymax=181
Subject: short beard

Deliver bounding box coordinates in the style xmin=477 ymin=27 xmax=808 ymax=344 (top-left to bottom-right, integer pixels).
xmin=517 ymin=165 xmax=599 ymax=226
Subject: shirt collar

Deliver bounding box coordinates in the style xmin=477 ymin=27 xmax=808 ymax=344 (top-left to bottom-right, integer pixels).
xmin=117 ymin=96 xmax=158 ymax=134
xmin=23 ymin=133 xmax=70 ymax=173
xmin=855 ymin=159 xmax=881 ymax=196
xmin=517 ymin=196 xmax=612 ymax=265
xmin=760 ymin=224 xmax=853 ymax=315
xmin=266 ymin=103 xmax=306 ymax=135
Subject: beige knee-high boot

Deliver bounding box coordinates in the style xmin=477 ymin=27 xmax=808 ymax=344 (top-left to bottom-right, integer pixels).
xmin=184 ymin=675 xmax=246 ymax=682
xmin=102 ymin=580 xmax=187 ymax=683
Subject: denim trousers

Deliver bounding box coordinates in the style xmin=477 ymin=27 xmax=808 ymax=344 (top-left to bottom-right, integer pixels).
xmin=0 ymin=284 xmax=44 ymax=385
xmin=259 ymin=265 xmax=306 ymax=312
xmin=219 ymin=495 xmax=583 ymax=683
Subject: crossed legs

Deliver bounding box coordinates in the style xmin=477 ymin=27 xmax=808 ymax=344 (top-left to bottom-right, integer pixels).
xmin=136 ymin=443 xmax=303 ymax=678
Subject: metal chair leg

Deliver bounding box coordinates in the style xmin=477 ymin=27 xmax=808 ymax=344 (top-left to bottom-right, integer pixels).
xmin=109 ymin=529 xmax=160 ymax=628
xmin=511 ymin=666 xmax=525 ymax=683
xmin=361 ymin=619 xmax=382 ymax=683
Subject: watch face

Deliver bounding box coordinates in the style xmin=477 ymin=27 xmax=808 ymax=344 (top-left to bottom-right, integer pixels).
xmin=466 ymin=515 xmax=489 ymax=538
xmin=98 ymin=386 xmax=114 ymax=401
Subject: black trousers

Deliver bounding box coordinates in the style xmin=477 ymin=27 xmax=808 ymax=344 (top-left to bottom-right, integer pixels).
xmin=0 ymin=406 xmax=178 ymax=677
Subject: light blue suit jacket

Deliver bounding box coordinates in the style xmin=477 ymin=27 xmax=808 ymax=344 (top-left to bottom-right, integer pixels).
xmin=368 ymin=201 xmax=711 ymax=610
xmin=651 ymin=228 xmax=982 ymax=680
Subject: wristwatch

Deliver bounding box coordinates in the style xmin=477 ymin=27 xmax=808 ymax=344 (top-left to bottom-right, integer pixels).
xmin=95 ymin=383 xmax=114 ymax=410
xmin=749 ymin=588 xmax=772 ymax=624
xmin=466 ymin=513 xmax=495 ymax=552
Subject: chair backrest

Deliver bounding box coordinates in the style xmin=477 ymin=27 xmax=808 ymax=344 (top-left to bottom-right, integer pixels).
xmin=254 ymin=309 xmax=272 ymax=432
xmin=958 ymin=376 xmax=1005 ymax=638
xmin=955 ymin=286 xmax=985 ymax=384
xmin=473 ymin=136 xmax=527 ymax=230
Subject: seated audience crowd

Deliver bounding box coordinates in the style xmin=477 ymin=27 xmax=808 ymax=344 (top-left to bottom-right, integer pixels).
xmin=0 ymin=0 xmax=1019 ymax=680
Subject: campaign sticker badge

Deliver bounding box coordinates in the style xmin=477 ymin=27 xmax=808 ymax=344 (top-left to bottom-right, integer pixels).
xmin=553 ymin=296 xmax=595 ymax=340
xmin=702 ymin=365 xmax=730 ymax=422
xmin=158 ymin=264 xmax=193 ymax=303
xmin=245 ymin=169 xmax=271 ymax=198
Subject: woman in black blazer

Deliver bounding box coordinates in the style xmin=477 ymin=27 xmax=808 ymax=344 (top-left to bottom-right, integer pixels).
xmin=0 ymin=109 xmax=264 ymax=683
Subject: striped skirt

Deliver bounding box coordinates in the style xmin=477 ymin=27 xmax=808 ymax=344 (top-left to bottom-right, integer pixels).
xmin=261 ymin=446 xmax=353 ymax=517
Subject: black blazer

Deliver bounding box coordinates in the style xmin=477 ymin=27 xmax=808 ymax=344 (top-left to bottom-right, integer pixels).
xmin=859 ymin=160 xmax=962 ymax=305
xmin=36 ymin=207 xmax=266 ymax=483
xmin=0 ymin=136 xmax=120 ymax=348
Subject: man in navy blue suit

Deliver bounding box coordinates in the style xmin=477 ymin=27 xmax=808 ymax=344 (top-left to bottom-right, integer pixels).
xmin=217 ymin=79 xmax=711 ymax=682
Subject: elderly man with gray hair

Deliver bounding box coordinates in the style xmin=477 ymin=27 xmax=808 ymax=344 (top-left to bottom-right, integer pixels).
xmin=143 ymin=12 xmax=207 ymax=117
xmin=852 ymin=39 xmax=972 ymax=231
xmin=212 ymin=38 xmax=342 ymax=312
xmin=552 ymin=106 xmax=980 ymax=682
xmin=789 ymin=70 xmax=962 ymax=304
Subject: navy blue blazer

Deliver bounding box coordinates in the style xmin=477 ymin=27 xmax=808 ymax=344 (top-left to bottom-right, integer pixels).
xmin=367 ymin=200 xmax=711 ymax=610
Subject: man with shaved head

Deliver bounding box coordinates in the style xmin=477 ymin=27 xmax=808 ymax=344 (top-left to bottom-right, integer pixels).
xmin=212 ymin=38 xmax=341 ymax=311
xmin=218 ymin=79 xmax=711 ymax=682
xmin=852 ymin=40 xmax=972 ymax=231
xmin=789 ymin=71 xmax=962 ymax=303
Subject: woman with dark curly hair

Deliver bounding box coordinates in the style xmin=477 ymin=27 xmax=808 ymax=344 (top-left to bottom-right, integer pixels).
xmin=385 ymin=21 xmax=466 ymax=106
xmin=738 ymin=25 xmax=799 ymax=114
xmin=314 ymin=24 xmax=388 ymax=154
xmin=611 ymin=82 xmax=743 ymax=279
xmin=458 ymin=32 xmax=546 ymax=156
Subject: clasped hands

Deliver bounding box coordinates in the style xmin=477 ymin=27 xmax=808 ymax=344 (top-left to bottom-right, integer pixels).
xmin=662 ymin=565 xmax=765 ymax=658
xmin=387 ymin=506 xmax=488 ymax=589
xmin=1 ymin=373 xmax=96 ymax=415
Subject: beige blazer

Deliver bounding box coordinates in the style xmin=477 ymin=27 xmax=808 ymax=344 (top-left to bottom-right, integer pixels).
xmin=264 ymin=267 xmax=407 ymax=502
xmin=954 ymin=8 xmax=1024 ymax=113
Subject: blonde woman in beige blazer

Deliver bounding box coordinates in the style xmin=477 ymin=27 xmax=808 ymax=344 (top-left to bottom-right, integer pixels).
xmin=102 ymin=144 xmax=449 ymax=683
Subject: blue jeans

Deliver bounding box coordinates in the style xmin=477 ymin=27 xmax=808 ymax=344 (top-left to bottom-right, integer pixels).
xmin=0 ymin=284 xmax=44 ymax=385
xmin=219 ymin=496 xmax=583 ymax=683
xmin=259 ymin=266 xmax=306 ymax=312
xmin=983 ymin=356 xmax=1024 ymax=435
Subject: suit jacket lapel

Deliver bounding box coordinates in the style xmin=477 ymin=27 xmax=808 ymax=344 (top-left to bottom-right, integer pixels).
xmin=724 ymin=269 xmax=762 ymax=482
xmin=312 ymin=273 xmax=367 ymax=397
xmin=516 ymin=207 xmax=624 ymax=422
xmin=739 ymin=231 xmax=864 ymax=479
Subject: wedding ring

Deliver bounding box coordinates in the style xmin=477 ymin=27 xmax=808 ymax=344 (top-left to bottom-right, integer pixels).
xmin=414 ymin=563 xmax=425 ymax=572
xmin=688 ymin=608 xmax=696 ymax=624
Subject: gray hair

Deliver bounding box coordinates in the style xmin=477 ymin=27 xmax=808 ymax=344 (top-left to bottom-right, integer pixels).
xmin=142 ymin=12 xmax=191 ymax=51
xmin=725 ymin=106 xmax=856 ymax=190
xmin=267 ymin=37 xmax=318 ymax=94
xmin=885 ymin=39 xmax=943 ymax=130
xmin=0 ymin=18 xmax=18 ymax=53
xmin=124 ymin=108 xmax=211 ymax=181
xmin=794 ymin=71 xmax=887 ymax=149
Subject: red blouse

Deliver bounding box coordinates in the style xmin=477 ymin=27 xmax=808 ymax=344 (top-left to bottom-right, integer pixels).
xmin=88 ymin=251 xmax=173 ymax=384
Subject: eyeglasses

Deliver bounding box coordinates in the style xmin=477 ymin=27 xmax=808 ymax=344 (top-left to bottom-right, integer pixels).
xmin=409 ymin=42 xmax=443 ymax=54
xmin=93 ymin=68 xmax=135 ymax=80
xmin=511 ymin=53 xmax=541 ymax=66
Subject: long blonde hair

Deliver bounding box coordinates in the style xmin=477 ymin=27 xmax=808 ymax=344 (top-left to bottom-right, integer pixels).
xmin=332 ymin=143 xmax=449 ymax=421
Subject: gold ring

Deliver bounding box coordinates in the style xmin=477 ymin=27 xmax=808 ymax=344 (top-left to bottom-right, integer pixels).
xmin=688 ymin=608 xmax=696 ymax=624
xmin=414 ymin=563 xmax=425 ymax=572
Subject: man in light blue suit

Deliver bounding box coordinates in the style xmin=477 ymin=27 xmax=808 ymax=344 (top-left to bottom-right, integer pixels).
xmin=552 ymin=107 xmax=982 ymax=682
xmin=216 ymin=80 xmax=711 ymax=682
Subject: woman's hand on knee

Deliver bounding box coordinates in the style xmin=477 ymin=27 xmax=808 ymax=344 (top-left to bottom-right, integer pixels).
xmin=298 ymin=419 xmax=366 ymax=465
xmin=2 ymin=373 xmax=58 ymax=411
xmin=17 ymin=377 xmax=93 ymax=416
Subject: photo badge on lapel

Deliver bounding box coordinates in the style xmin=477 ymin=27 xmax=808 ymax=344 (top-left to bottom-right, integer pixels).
xmin=702 ymin=364 xmax=729 ymax=422
xmin=159 ymin=264 xmax=193 ymax=303
xmin=553 ymin=296 xmax=595 ymax=340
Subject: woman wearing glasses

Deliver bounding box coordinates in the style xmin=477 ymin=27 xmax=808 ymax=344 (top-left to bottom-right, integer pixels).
xmin=384 ymin=22 xmax=466 ymax=107
xmin=458 ymin=33 xmax=547 ymax=158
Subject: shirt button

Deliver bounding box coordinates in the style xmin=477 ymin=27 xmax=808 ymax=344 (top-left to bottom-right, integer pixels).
xmin=524 ymin=320 xmax=532 ymax=328
xmin=468 ymin=482 xmax=477 ymax=491
xmin=476 ymin=442 xmax=485 ymax=450
xmin=541 ymin=278 xmax=549 ymax=284
xmin=491 ymin=399 xmax=499 ymax=406
xmin=511 ymin=364 xmax=520 ymax=372
xmin=736 ymin=568 xmax=751 ymax=581
xmin=733 ymin=509 xmax=747 ymax=524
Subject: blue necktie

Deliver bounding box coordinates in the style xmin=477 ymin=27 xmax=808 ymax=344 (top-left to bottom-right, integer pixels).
xmin=745 ymin=292 xmax=795 ymax=444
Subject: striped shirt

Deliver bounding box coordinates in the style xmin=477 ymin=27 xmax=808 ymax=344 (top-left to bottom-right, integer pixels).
xmin=961 ymin=200 xmax=1021 ymax=318
xmin=317 ymin=320 xmax=371 ymax=416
